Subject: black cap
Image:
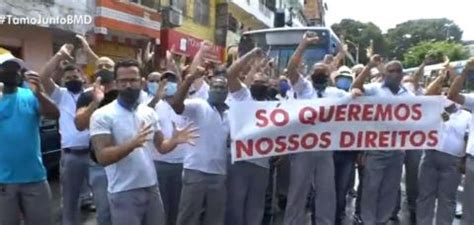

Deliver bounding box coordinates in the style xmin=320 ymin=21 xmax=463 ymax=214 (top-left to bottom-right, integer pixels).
xmin=160 ymin=70 xmax=178 ymax=82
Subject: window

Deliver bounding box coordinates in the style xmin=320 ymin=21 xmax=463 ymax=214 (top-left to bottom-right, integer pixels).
xmin=194 ymin=0 xmax=209 ymax=25
xmin=172 ymin=0 xmax=186 ymax=16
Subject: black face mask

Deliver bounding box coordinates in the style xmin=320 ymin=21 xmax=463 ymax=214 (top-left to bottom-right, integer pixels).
xmin=65 ymin=80 xmax=83 ymax=94
xmin=118 ymin=88 xmax=141 ymax=109
xmin=311 ymin=73 xmax=329 ymax=90
xmin=267 ymin=88 xmax=279 ymax=99
xmin=250 ymin=84 xmax=269 ymax=101
xmin=100 ymin=90 xmax=119 ymax=107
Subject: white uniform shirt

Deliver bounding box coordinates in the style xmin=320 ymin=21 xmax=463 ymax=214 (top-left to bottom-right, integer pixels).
xmin=51 ymin=87 xmax=90 ymax=149
xmin=230 ymin=87 xmax=270 ymax=169
xmin=461 ymin=94 xmax=474 ymax=156
xmin=182 ymin=98 xmax=230 ymax=175
xmin=153 ymin=100 xmax=189 ymax=163
xmin=189 ymin=82 xmax=209 ymax=100
xmin=440 ymin=108 xmax=471 ymax=157
xmin=363 ymin=82 xmax=415 ymax=98
xmin=90 ymin=101 xmax=158 ymax=193
xmin=293 ymin=75 xmax=348 ymax=99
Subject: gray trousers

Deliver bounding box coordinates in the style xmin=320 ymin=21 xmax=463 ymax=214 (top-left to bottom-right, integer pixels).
xmin=60 ymin=151 xmax=90 ymax=225
xmin=108 ymin=185 xmax=165 ymax=225
xmin=334 ymin=151 xmax=358 ymax=225
xmin=361 ymin=152 xmax=404 ymax=225
xmin=283 ymin=151 xmax=336 ymax=225
xmin=462 ymin=156 xmax=474 ymax=225
xmin=225 ymin=161 xmax=269 ymax=225
xmin=393 ymin=150 xmax=422 ymax=217
xmin=0 ymin=180 xmax=53 ymax=225
xmin=89 ymin=161 xmax=112 ymax=225
xmin=177 ymin=169 xmax=226 ymax=225
xmin=154 ymin=161 xmax=183 ymax=225
xmin=417 ymin=150 xmax=462 ymax=225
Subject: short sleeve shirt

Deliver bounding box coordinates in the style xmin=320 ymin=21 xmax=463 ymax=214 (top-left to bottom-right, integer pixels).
xmin=461 ymin=94 xmax=474 ymax=156
xmin=292 ymin=75 xmax=349 ymax=99
xmin=0 ymin=88 xmax=46 ymax=183
xmin=90 ymin=101 xmax=159 ymax=193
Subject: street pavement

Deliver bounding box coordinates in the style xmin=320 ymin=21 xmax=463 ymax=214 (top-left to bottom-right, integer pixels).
xmin=48 ymin=169 xmax=463 ymax=225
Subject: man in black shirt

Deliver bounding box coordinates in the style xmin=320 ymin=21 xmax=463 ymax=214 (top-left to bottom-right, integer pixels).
xmin=75 ymin=69 xmax=117 ymax=225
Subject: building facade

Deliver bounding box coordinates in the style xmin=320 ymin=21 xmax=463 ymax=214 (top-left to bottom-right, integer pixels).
xmin=304 ymin=0 xmax=325 ymax=26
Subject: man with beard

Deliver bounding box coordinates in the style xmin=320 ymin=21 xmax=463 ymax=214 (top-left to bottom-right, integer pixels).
xmin=0 ymin=56 xmax=59 ymax=225
xmin=171 ymin=44 xmax=230 ymax=225
xmin=224 ymin=47 xmax=272 ymax=225
xmin=352 ymin=56 xmax=415 ymax=225
xmin=39 ymin=44 xmax=92 ymax=225
xmin=283 ymin=32 xmax=350 ymax=225
xmin=90 ymin=59 xmax=197 ymax=225
xmin=74 ymin=69 xmax=118 ymax=225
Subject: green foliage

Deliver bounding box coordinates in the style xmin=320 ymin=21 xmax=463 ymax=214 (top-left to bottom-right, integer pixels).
xmin=403 ymin=41 xmax=469 ymax=68
xmin=331 ymin=19 xmax=386 ymax=64
xmin=385 ymin=18 xmax=463 ymax=61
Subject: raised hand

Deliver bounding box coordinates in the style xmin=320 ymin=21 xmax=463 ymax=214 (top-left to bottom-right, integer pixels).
xmin=368 ymin=54 xmax=383 ymax=68
xmin=171 ymin=122 xmax=199 ymax=146
xmin=25 ymin=71 xmax=44 ymax=95
xmin=144 ymin=41 xmax=155 ymax=63
xmin=76 ymin=34 xmax=91 ymax=50
xmin=466 ymin=57 xmax=474 ymax=71
xmin=131 ymin=122 xmax=154 ymax=149
xmin=57 ymin=44 xmax=74 ymax=61
xmin=303 ymin=32 xmax=320 ymax=45
xmin=92 ymin=77 xmax=105 ymax=103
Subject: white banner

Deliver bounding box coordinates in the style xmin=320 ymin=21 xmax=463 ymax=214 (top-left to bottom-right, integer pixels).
xmin=229 ymin=96 xmax=445 ymax=162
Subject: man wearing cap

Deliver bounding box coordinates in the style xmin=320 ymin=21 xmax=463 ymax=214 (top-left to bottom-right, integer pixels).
xmin=39 ymin=44 xmax=91 ymax=225
xmin=332 ymin=66 xmax=359 ymax=225
xmin=74 ymin=69 xmax=118 ymax=225
xmin=0 ymin=56 xmax=59 ymax=225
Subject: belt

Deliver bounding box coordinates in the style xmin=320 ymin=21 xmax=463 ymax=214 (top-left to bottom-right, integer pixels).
xmin=63 ymin=148 xmax=90 ymax=154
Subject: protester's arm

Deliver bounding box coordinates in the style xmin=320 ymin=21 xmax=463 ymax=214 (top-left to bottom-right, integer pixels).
xmin=76 ymin=35 xmax=99 ymax=62
xmin=147 ymin=79 xmax=166 ymax=109
xmin=153 ymin=123 xmax=198 ymax=154
xmin=424 ymin=71 xmax=446 ymax=96
xmin=287 ymin=32 xmax=320 ymax=85
xmin=170 ymin=67 xmax=204 ymax=115
xmin=25 ymin=72 xmax=59 ymax=119
xmin=448 ymin=58 xmax=474 ymax=105
xmin=413 ymin=62 xmax=426 ymax=91
xmin=39 ymin=44 xmax=74 ymax=95
xmin=228 ymin=48 xmax=263 ymax=93
xmin=331 ymin=44 xmax=347 ymax=70
xmin=352 ymin=54 xmax=382 ymax=92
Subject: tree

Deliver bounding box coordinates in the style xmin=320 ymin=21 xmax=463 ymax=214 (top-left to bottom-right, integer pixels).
xmin=385 ymin=18 xmax=463 ymax=61
xmin=331 ymin=19 xmax=386 ymax=65
xmin=403 ymin=41 xmax=469 ymax=68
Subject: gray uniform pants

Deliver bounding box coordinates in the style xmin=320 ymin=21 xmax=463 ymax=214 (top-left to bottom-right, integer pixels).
xmin=393 ymin=150 xmax=422 ymax=217
xmin=334 ymin=151 xmax=358 ymax=225
xmin=60 ymin=151 xmax=90 ymax=225
xmin=462 ymin=156 xmax=474 ymax=225
xmin=417 ymin=150 xmax=462 ymax=225
xmin=361 ymin=152 xmax=404 ymax=225
xmin=154 ymin=161 xmax=183 ymax=225
xmin=283 ymin=151 xmax=336 ymax=225
xmin=108 ymin=185 xmax=165 ymax=225
xmin=177 ymin=169 xmax=226 ymax=225
xmin=89 ymin=161 xmax=111 ymax=225
xmin=0 ymin=180 xmax=53 ymax=225
xmin=225 ymin=161 xmax=269 ymax=225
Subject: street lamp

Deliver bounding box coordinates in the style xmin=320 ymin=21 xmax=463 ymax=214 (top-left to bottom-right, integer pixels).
xmin=346 ymin=40 xmax=359 ymax=64
xmin=444 ymin=23 xmax=455 ymax=40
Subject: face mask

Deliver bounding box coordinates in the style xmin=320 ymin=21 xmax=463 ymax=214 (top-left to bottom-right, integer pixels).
xmin=311 ymin=73 xmax=328 ymax=90
xmin=384 ymin=74 xmax=400 ymax=88
xmin=250 ymin=84 xmax=269 ymax=101
xmin=65 ymin=80 xmax=83 ymax=94
xmin=335 ymin=77 xmax=353 ymax=91
xmin=165 ymin=82 xmax=178 ymax=97
xmin=279 ymin=81 xmax=290 ymax=96
xmin=267 ymin=88 xmax=279 ymax=99
xmin=147 ymin=82 xmax=159 ymax=96
xmin=208 ymin=90 xmax=228 ymax=105
xmin=118 ymin=87 xmax=141 ymax=109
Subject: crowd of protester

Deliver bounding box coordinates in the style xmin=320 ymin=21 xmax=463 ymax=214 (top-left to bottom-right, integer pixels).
xmin=1 ymin=31 xmax=474 ymax=225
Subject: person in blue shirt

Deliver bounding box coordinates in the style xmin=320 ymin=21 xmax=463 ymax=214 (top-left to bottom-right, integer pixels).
xmin=0 ymin=57 xmax=59 ymax=225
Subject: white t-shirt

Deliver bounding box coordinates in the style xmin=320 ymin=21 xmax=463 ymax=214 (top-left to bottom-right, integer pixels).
xmin=461 ymin=94 xmax=474 ymax=156
xmin=90 ymin=101 xmax=158 ymax=193
xmin=182 ymin=98 xmax=230 ymax=175
xmin=230 ymin=87 xmax=271 ymax=169
xmin=189 ymin=82 xmax=209 ymax=100
xmin=153 ymin=100 xmax=190 ymax=163
xmin=292 ymin=75 xmax=349 ymax=99
xmin=440 ymin=108 xmax=471 ymax=157
xmin=363 ymin=82 xmax=415 ymax=98
xmin=51 ymin=87 xmax=90 ymax=149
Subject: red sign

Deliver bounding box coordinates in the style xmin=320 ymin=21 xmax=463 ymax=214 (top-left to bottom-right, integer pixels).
xmin=161 ymin=29 xmax=224 ymax=63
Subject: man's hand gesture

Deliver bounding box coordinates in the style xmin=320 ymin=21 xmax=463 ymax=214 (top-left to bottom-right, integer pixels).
xmin=131 ymin=122 xmax=154 ymax=149
xmin=171 ymin=122 xmax=199 ymax=146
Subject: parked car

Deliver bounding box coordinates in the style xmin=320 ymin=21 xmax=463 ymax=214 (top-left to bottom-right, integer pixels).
xmin=40 ymin=118 xmax=61 ymax=172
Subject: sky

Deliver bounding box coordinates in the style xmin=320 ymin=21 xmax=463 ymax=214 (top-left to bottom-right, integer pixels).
xmin=325 ymin=0 xmax=474 ymax=41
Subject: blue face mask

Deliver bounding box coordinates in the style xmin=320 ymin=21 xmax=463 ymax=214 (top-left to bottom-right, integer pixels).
xmin=165 ymin=82 xmax=178 ymax=96
xmin=279 ymin=81 xmax=290 ymax=95
xmin=147 ymin=82 xmax=159 ymax=96
xmin=335 ymin=77 xmax=353 ymax=91
xmin=208 ymin=90 xmax=228 ymax=105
